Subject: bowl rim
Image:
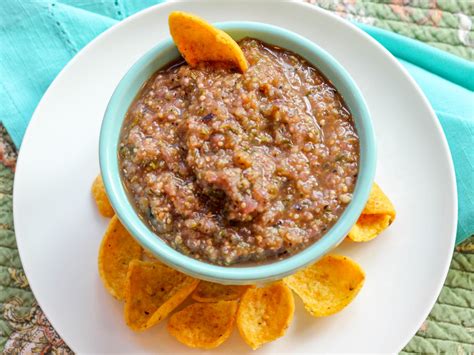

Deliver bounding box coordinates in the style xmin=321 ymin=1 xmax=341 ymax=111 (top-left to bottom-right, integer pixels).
xmin=100 ymin=21 xmax=376 ymax=283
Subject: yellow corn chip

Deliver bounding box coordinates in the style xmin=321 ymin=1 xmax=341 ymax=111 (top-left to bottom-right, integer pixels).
xmin=169 ymin=11 xmax=248 ymax=72
xmin=143 ymin=248 xmax=161 ymax=261
xmin=168 ymin=301 xmax=238 ymax=349
xmin=237 ymin=282 xmax=294 ymax=350
xmin=91 ymin=175 xmax=114 ymax=218
xmin=124 ymin=260 xmax=199 ymax=331
xmin=284 ymin=254 xmax=365 ymax=317
xmin=192 ymin=281 xmax=251 ymax=302
xmin=98 ymin=216 xmax=142 ymax=300
xmin=348 ymin=182 xmax=396 ymax=242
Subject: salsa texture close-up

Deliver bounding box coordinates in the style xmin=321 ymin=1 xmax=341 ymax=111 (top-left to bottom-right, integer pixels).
xmin=119 ymin=38 xmax=360 ymax=266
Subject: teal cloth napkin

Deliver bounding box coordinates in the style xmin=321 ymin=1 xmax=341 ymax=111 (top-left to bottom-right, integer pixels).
xmin=0 ymin=0 xmax=472 ymax=244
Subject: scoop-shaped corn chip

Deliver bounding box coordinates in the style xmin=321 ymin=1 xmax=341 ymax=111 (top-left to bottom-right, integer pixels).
xmin=168 ymin=301 xmax=238 ymax=349
xmin=284 ymin=254 xmax=365 ymax=317
xmin=91 ymin=175 xmax=114 ymax=217
xmin=169 ymin=11 xmax=248 ymax=72
xmin=98 ymin=216 xmax=142 ymax=300
xmin=237 ymin=282 xmax=294 ymax=350
xmin=349 ymin=214 xmax=393 ymax=242
xmin=348 ymin=183 xmax=396 ymax=242
xmin=192 ymin=281 xmax=250 ymax=302
xmin=124 ymin=260 xmax=199 ymax=331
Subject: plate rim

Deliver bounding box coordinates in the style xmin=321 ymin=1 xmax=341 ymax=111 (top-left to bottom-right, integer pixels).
xmin=13 ymin=0 xmax=458 ymax=352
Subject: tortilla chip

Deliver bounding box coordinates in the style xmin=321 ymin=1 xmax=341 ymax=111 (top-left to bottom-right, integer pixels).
xmin=168 ymin=301 xmax=238 ymax=349
xmin=98 ymin=216 xmax=142 ymax=300
xmin=284 ymin=254 xmax=365 ymax=317
xmin=142 ymin=248 xmax=160 ymax=261
xmin=124 ymin=260 xmax=199 ymax=331
xmin=169 ymin=11 xmax=248 ymax=72
xmin=192 ymin=281 xmax=251 ymax=302
xmin=91 ymin=175 xmax=114 ymax=218
xmin=348 ymin=183 xmax=396 ymax=242
xmin=237 ymin=282 xmax=294 ymax=350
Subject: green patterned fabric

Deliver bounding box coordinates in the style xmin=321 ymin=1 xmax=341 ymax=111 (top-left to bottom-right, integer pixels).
xmin=313 ymin=0 xmax=474 ymax=60
xmin=0 ymin=0 xmax=472 ymax=353
xmin=402 ymin=247 xmax=474 ymax=353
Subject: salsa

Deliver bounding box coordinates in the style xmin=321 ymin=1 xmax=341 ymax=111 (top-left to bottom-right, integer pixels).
xmin=119 ymin=38 xmax=359 ymax=265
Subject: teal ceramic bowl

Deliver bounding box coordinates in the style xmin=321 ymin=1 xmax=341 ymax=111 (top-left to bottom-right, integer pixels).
xmin=100 ymin=22 xmax=376 ymax=284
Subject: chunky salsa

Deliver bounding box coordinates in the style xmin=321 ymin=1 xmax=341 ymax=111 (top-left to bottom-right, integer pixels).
xmin=119 ymin=38 xmax=359 ymax=265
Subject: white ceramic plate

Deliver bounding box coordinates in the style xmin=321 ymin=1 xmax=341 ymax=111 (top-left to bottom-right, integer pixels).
xmin=14 ymin=0 xmax=457 ymax=353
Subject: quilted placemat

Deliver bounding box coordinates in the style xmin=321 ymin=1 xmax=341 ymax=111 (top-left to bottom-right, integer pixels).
xmin=0 ymin=0 xmax=472 ymax=353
